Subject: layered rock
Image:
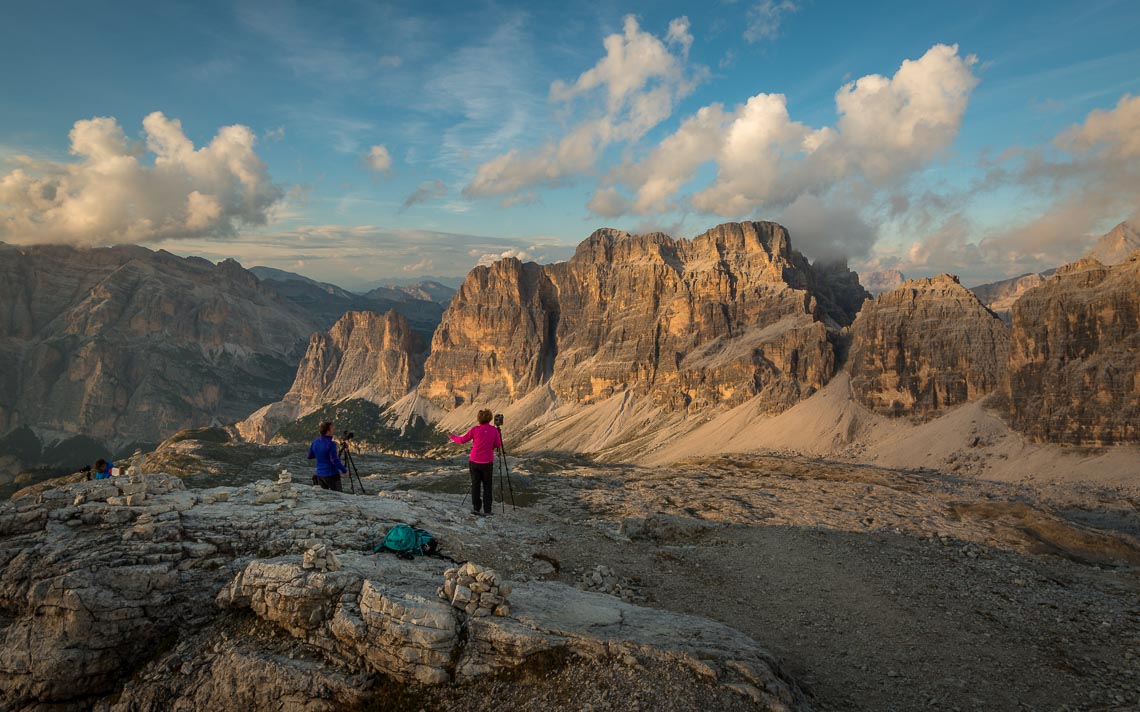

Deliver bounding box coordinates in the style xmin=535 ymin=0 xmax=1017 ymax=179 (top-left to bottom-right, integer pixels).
xmin=0 ymin=244 xmax=315 ymax=454
xmin=419 ymin=222 xmax=866 ymax=415
xmin=0 ymin=473 xmax=804 ymax=710
xmin=1006 ymin=254 xmax=1140 ymax=444
xmin=848 ymin=274 xmax=1010 ymax=417
xmin=237 ymin=310 xmax=425 ymax=442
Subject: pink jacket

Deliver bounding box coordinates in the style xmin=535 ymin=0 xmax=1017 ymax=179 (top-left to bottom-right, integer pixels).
xmin=450 ymin=423 xmax=502 ymax=464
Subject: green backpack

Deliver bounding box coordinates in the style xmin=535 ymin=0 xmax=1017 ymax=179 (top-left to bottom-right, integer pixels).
xmin=375 ymin=524 xmax=437 ymax=559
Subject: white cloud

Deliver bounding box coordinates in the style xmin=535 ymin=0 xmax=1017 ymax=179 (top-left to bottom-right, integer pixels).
xmin=401 ymin=179 xmax=448 ymax=209
xmin=594 ymin=43 xmax=978 ymax=220
xmin=465 ymin=15 xmax=701 ymax=199
xmin=476 ymin=248 xmax=532 ymax=266
xmin=871 ymin=92 xmax=1140 ymax=283
xmin=403 ymin=257 xmax=433 ymax=272
xmin=666 ymin=17 xmax=693 ymax=59
xmin=378 ymin=55 xmax=402 ymax=68
xmin=365 ymin=144 xmax=392 ymax=172
xmin=744 ymin=1 xmax=799 ymax=43
xmin=263 ymin=126 xmax=286 ymax=142
xmin=0 ymin=112 xmax=280 ymax=245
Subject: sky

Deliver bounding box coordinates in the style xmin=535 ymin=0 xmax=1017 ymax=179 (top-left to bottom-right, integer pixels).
xmin=1 ymin=0 xmax=1138 ymax=288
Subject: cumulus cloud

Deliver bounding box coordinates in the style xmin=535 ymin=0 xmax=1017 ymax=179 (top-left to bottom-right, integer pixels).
xmin=401 ymin=179 xmax=448 ymax=209
xmin=744 ymin=1 xmax=799 ymax=43
xmin=777 ymin=194 xmax=878 ymax=262
xmin=859 ymin=94 xmax=1140 ymax=284
xmin=465 ymin=15 xmax=700 ymax=199
xmin=0 ymin=112 xmax=280 ymax=245
xmin=595 ymin=43 xmax=978 ymax=219
xmin=476 ymin=248 xmax=532 ymax=266
xmin=365 ymin=145 xmax=392 ymax=172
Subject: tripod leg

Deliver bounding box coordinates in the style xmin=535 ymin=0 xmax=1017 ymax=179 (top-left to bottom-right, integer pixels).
xmin=500 ymin=446 xmax=517 ymax=509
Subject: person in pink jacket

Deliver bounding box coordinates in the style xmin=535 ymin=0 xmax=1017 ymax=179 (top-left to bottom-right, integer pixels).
xmin=450 ymin=409 xmax=503 ymax=516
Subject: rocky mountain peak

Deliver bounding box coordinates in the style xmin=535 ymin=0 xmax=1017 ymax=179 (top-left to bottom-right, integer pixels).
xmin=848 ymin=274 xmax=1010 ymax=417
xmin=237 ymin=309 xmax=426 ymax=443
xmin=1083 ymin=220 xmax=1140 ymax=265
xmin=419 ymin=221 xmax=858 ymax=428
xmin=1006 ymin=254 xmax=1139 ymax=444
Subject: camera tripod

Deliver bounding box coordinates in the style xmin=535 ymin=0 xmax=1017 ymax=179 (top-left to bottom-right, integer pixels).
xmin=495 ymin=425 xmax=517 ymax=513
xmin=337 ymin=437 xmax=366 ymax=495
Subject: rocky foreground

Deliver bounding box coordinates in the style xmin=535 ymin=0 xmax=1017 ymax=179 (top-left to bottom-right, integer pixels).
xmin=0 ymin=470 xmax=803 ymax=711
xmin=3 ymin=453 xmax=1140 ymax=711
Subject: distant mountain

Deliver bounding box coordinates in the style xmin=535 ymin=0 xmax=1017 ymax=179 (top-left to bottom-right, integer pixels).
xmin=352 ymin=275 xmax=466 ymax=293
xmin=859 ymin=269 xmax=906 ymax=295
xmin=247 ymin=266 xmax=356 ymax=299
xmin=1083 ymin=220 xmax=1140 ymax=265
xmin=251 ymin=269 xmax=446 ymax=337
xmin=0 ymin=242 xmax=318 ymax=485
xmin=969 ymin=269 xmax=1057 ymax=323
xmin=363 ymin=280 xmax=455 ymax=305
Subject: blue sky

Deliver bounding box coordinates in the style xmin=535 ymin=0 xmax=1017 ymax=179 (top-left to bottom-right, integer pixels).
xmin=1 ymin=0 xmax=1138 ymax=287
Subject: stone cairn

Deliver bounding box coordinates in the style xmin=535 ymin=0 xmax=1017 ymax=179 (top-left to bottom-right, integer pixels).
xmin=302 ymin=543 xmax=342 ymax=572
xmin=438 ymin=562 xmax=512 ymax=617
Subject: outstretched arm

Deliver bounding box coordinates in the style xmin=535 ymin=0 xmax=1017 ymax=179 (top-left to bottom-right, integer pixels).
xmin=449 ymin=428 xmax=474 ymax=444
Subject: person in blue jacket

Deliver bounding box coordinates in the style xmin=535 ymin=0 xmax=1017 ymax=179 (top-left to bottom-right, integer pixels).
xmin=307 ymin=421 xmax=347 ymax=492
xmin=94 ymin=459 xmax=114 ymax=480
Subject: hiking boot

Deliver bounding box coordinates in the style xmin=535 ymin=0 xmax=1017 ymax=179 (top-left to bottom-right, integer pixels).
xmin=471 ymin=510 xmax=481 ymax=516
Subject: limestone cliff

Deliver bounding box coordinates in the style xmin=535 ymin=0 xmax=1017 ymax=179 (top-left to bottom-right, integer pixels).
xmin=419 ymin=222 xmax=866 ymax=416
xmin=0 ymin=243 xmax=314 ymax=448
xmin=1006 ymin=253 xmax=1140 ymax=445
xmin=237 ymin=310 xmax=425 ymax=442
xmin=848 ymin=275 xmax=1010 ymax=417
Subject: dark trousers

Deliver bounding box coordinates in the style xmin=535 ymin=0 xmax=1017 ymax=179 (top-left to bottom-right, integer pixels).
xmin=313 ymin=474 xmax=343 ymax=492
xmin=469 ymin=461 xmax=493 ymax=513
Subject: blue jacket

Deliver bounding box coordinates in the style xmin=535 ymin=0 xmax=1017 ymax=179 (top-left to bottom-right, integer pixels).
xmin=307 ymin=436 xmax=347 ymax=477
xmin=94 ymin=462 xmax=114 ymax=480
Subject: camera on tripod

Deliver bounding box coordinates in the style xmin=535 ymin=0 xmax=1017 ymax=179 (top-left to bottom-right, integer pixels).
xmin=493 ymin=414 xmax=503 ymax=427
xmin=341 ymin=431 xmax=355 ymax=441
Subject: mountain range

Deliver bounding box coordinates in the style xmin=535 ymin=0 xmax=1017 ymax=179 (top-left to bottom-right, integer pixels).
xmin=241 ymin=221 xmax=1139 ymax=472
xmin=3 ymin=219 xmax=1138 ymax=490
xmin=0 ymin=245 xmax=450 ymax=487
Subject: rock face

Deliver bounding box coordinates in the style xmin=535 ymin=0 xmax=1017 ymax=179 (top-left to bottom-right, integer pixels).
xmin=237 ymin=311 xmax=425 ymax=442
xmin=420 ymin=222 xmax=866 ymax=415
xmin=1083 ymin=220 xmax=1140 ymax=266
xmin=1006 ymin=254 xmax=1140 ymax=444
xmin=848 ymin=275 xmax=1010 ymax=417
xmin=0 ymin=474 xmax=805 ymax=710
xmin=0 ymin=243 xmax=315 ymax=452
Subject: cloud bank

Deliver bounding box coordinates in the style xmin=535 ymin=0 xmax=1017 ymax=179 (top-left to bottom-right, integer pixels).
xmin=0 ymin=112 xmax=280 ymax=245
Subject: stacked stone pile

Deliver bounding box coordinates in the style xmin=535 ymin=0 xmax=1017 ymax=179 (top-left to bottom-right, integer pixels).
xmin=302 ymin=544 xmax=342 ymax=572
xmin=438 ymin=562 xmax=512 ymax=617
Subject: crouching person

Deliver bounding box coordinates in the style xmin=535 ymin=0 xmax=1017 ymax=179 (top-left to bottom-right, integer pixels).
xmin=308 ymin=421 xmax=347 ymax=492
xmin=450 ymin=409 xmax=502 ymax=516
xmin=94 ymin=459 xmax=114 ymax=480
